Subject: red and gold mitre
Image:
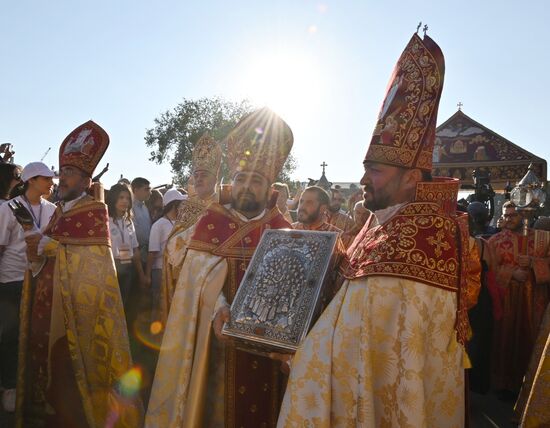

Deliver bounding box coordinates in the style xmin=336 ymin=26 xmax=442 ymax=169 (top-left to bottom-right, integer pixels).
xmin=192 ymin=133 xmax=222 ymax=176
xmin=59 ymin=120 xmax=109 ymax=176
xmin=226 ymin=107 xmax=293 ymax=183
xmin=364 ymin=33 xmax=445 ymax=172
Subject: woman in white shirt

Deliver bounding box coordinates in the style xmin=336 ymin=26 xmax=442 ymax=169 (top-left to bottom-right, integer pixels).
xmin=106 ymin=184 xmax=147 ymax=312
xmin=146 ymin=189 xmax=186 ymax=321
xmin=0 ymin=162 xmax=56 ymax=412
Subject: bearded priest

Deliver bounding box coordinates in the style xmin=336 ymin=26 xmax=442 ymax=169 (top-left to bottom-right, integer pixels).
xmin=159 ymin=133 xmax=222 ymax=323
xmin=145 ymin=108 xmax=293 ymax=428
xmin=16 ymin=121 xmax=141 ymax=427
xmin=277 ymin=32 xmax=480 ymax=427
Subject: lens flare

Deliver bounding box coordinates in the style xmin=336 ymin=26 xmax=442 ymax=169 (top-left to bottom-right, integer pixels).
xmin=150 ymin=321 xmax=163 ymax=335
xmin=133 ymin=313 xmax=164 ymax=350
xmin=118 ymin=367 xmax=142 ymax=398
xmin=240 ymin=52 xmax=324 ymax=125
xmin=308 ymin=25 xmax=318 ymax=34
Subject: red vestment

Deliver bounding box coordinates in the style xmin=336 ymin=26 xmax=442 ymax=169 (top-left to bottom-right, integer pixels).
xmin=187 ymin=203 xmax=291 ymax=428
xmin=17 ymin=196 xmax=140 ymax=428
xmin=488 ymin=228 xmax=550 ymax=391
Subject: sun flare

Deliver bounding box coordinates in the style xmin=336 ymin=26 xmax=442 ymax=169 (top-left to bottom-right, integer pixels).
xmin=241 ymin=52 xmax=323 ymax=124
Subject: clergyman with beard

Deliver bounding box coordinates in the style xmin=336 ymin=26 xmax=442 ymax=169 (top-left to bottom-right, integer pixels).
xmin=326 ymin=188 xmax=353 ymax=232
xmin=17 ymin=121 xmax=141 ymax=427
xmin=488 ymin=201 xmax=550 ymax=396
xmin=146 ymin=108 xmax=293 ymax=428
xmin=291 ymin=186 xmax=348 ymax=297
xmin=292 ymin=186 xmax=342 ymax=233
xmin=278 ymin=32 xmax=481 ymax=427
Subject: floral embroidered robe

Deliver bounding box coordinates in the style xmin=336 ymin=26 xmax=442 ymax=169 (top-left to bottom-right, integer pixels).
xmin=145 ymin=203 xmax=290 ymax=428
xmin=159 ymin=193 xmax=217 ymax=323
xmin=16 ymin=195 xmax=141 ymax=428
xmin=278 ymin=181 xmax=480 ymax=428
xmin=488 ymin=228 xmax=550 ymax=392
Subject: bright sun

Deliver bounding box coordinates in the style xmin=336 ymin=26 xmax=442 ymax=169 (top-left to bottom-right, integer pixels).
xmin=240 ymin=52 xmax=323 ymax=124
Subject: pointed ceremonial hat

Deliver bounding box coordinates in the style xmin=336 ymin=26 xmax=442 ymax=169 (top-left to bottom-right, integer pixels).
xmin=226 ymin=107 xmax=293 ymax=183
xmin=59 ymin=120 xmax=109 ymax=176
xmin=364 ymin=33 xmax=445 ymax=172
xmin=192 ymin=133 xmax=222 ymax=176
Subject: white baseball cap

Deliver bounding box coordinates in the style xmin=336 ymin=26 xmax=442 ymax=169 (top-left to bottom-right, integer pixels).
xmin=162 ymin=189 xmax=187 ymax=207
xmin=21 ymin=162 xmax=56 ymax=182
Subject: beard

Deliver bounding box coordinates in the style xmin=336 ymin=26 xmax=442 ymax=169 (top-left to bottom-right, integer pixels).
xmin=298 ymin=206 xmax=321 ymax=224
xmin=505 ymin=220 xmax=523 ymax=232
xmin=328 ymin=203 xmax=340 ymax=213
xmin=362 ymin=185 xmax=393 ymax=212
xmin=58 ymin=184 xmax=83 ymax=202
xmin=231 ymin=190 xmax=262 ymax=212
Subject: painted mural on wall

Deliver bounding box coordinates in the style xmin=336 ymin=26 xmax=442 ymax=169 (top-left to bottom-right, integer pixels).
xmin=432 ymin=110 xmax=546 ymax=188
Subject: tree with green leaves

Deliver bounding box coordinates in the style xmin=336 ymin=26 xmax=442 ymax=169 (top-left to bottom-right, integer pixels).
xmin=145 ymin=97 xmax=297 ymax=185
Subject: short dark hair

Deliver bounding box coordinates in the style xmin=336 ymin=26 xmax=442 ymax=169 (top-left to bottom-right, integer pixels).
xmin=503 ymin=201 xmax=517 ymax=211
xmin=304 ymin=186 xmax=331 ymax=207
xmin=107 ymin=183 xmax=133 ymax=220
xmin=146 ymin=189 xmax=163 ymax=211
xmin=131 ymin=177 xmax=150 ymax=190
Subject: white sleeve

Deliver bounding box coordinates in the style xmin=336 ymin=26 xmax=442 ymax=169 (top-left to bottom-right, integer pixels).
xmin=37 ymin=236 xmax=52 ymax=255
xmin=0 ymin=203 xmax=15 ymax=246
xmin=149 ymin=222 xmax=162 ymax=252
xmin=129 ymin=221 xmax=139 ymax=249
xmin=40 ymin=201 xmax=57 ymax=232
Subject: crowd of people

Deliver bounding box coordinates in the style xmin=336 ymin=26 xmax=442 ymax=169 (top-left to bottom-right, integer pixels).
xmin=0 ymin=31 xmax=549 ymax=428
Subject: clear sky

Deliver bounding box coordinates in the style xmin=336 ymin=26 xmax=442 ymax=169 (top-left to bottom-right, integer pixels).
xmin=1 ymin=0 xmax=549 ymax=187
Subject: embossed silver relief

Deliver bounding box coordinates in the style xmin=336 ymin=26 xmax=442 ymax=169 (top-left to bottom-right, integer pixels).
xmin=223 ymin=229 xmax=338 ymax=353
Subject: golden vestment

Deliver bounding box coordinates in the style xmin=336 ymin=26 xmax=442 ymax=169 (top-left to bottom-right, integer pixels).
xmin=16 ymin=195 xmax=141 ymax=428
xmin=515 ymin=302 xmax=550 ymax=427
xmin=158 ymin=193 xmax=217 ymax=323
xmin=326 ymin=210 xmax=353 ymax=233
xmin=278 ymin=179 xmax=480 ymax=428
xmin=146 ymin=203 xmax=291 ymax=428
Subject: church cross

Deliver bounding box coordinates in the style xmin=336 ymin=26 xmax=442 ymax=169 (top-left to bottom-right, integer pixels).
xmin=457 ymin=101 xmax=463 ymax=111
xmin=423 ymin=24 xmax=428 ymax=36
xmin=321 ymin=161 xmax=328 ymax=175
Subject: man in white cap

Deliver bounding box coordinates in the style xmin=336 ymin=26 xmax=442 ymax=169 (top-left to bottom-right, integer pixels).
xmin=146 ymin=188 xmax=187 ymax=322
xmin=0 ymin=161 xmax=56 ymax=412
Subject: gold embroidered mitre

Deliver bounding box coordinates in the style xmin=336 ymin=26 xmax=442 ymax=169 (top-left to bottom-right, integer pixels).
xmin=192 ymin=133 xmax=222 ymax=176
xmin=364 ymin=33 xmax=445 ymax=172
xmin=59 ymin=120 xmax=109 ymax=176
xmin=226 ymin=107 xmax=293 ymax=183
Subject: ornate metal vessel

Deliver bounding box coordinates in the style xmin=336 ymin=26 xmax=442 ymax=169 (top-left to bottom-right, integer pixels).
xmin=223 ymin=229 xmax=338 ymax=354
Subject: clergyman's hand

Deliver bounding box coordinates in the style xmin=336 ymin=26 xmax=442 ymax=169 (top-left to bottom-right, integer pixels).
xmin=269 ymin=352 xmax=293 ymax=375
xmin=512 ymin=268 xmax=529 ymax=282
xmin=517 ymin=255 xmax=531 ymax=268
xmin=213 ymin=306 xmax=231 ymax=343
xmin=24 ymin=234 xmax=43 ymax=262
